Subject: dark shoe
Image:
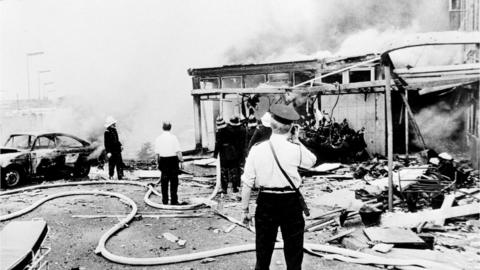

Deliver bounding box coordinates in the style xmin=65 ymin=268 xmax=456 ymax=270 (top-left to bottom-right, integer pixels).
xmin=172 ymin=201 xmax=188 ymax=205
xmin=219 ymin=189 xmax=227 ymax=194
xmin=171 ymin=201 xmax=179 ymax=205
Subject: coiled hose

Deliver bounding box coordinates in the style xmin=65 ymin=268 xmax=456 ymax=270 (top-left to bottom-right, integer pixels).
xmin=0 ymin=160 xmax=458 ymax=270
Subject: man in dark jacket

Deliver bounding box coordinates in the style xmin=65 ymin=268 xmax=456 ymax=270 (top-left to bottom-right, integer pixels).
xmin=104 ymin=116 xmax=124 ymax=180
xmin=214 ymin=116 xmax=244 ymax=193
xmin=227 ymin=116 xmax=246 ymax=192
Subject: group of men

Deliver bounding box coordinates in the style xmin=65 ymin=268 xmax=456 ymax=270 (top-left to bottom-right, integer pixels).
xmin=213 ymin=112 xmax=272 ymax=194
xmin=103 ymin=117 xmax=183 ymax=205
xmin=104 ymin=103 xmax=319 ymax=270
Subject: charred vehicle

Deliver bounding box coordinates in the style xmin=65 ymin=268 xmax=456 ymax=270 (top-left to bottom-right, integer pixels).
xmin=0 ymin=132 xmax=99 ymax=188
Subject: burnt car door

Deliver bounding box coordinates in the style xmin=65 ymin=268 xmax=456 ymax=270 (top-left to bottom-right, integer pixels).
xmin=54 ymin=134 xmax=91 ymax=177
xmin=30 ymin=135 xmax=58 ymax=177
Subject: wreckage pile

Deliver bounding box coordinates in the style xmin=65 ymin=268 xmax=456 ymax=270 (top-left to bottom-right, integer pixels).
xmin=300 ymin=149 xmax=480 ymax=269
xmin=300 ymin=118 xmax=370 ymax=163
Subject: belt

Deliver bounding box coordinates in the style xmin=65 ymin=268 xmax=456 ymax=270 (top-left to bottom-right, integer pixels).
xmin=259 ymin=186 xmax=296 ymax=194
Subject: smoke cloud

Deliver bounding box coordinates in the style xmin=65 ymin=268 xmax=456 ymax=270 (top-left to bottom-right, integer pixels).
xmin=1 ymin=0 xmax=455 ymax=158
xmin=415 ymin=101 xmax=469 ymax=154
xmin=224 ymin=0 xmax=449 ymax=64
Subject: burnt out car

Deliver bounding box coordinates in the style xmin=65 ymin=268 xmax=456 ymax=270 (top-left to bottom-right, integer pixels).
xmin=0 ymin=132 xmax=100 ymax=188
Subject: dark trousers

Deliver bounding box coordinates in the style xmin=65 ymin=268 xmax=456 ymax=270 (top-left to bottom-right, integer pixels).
xmin=108 ymin=152 xmax=124 ymax=179
xmin=158 ymin=156 xmax=180 ymax=204
xmin=160 ymin=173 xmax=178 ymax=204
xmin=255 ymin=192 xmax=305 ymax=270
xmin=220 ymin=160 xmax=241 ymax=192
xmin=220 ymin=167 xmax=240 ymax=192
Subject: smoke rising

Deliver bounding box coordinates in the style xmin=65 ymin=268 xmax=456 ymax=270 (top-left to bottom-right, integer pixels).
xmin=415 ymin=100 xmax=469 ymax=154
xmin=224 ymin=0 xmax=449 ymax=64
xmin=1 ymin=0 xmax=456 ymax=158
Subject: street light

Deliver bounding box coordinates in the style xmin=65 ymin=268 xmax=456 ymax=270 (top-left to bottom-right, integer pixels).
xmin=37 ymin=70 xmax=51 ymax=99
xmin=26 ymin=51 xmax=44 ymax=99
xmin=43 ymin=82 xmax=55 ymax=99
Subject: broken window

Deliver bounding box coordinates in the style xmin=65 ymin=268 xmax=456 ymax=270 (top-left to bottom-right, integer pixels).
xmin=34 ymin=136 xmax=55 ymax=149
xmin=267 ymin=73 xmax=290 ymax=85
xmin=5 ymin=135 xmax=33 ymax=150
xmin=449 ymin=0 xmax=465 ymax=11
xmin=350 ymin=70 xmax=372 ymax=83
xmin=321 ymin=74 xmax=343 ymax=84
xmin=294 ymin=71 xmax=314 ymax=85
xmin=449 ymin=0 xmax=466 ymax=30
xmin=244 ymin=74 xmax=266 ymax=88
xmin=200 ymin=78 xmax=219 ymax=89
xmin=56 ymin=135 xmax=83 ymax=148
xmin=221 ymin=76 xmax=242 ymax=88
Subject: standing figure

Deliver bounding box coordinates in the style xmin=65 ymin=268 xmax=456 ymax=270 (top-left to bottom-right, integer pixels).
xmin=213 ymin=116 xmax=240 ymax=193
xmin=104 ymin=116 xmax=124 ymax=180
xmin=227 ymin=115 xmax=246 ymax=192
xmin=155 ymin=121 xmax=183 ymax=205
xmin=241 ymin=104 xmax=317 ymax=270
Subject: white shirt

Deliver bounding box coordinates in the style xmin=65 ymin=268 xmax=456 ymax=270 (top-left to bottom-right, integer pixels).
xmin=241 ymin=133 xmax=316 ymax=189
xmin=154 ymin=131 xmax=181 ymax=157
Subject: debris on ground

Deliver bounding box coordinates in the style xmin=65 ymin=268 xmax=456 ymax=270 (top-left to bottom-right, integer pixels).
xmin=290 ymin=146 xmax=480 ymax=268
xmin=162 ymin=232 xmax=179 ymax=243
xmin=2 ymin=146 xmax=478 ymax=269
xmin=200 ymin=258 xmax=216 ymax=264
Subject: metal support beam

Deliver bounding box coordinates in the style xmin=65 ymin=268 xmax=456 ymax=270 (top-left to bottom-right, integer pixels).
xmin=405 ymin=89 xmax=409 ymax=158
xmin=384 ymin=64 xmax=394 ymax=212
xmin=193 ymin=96 xmax=202 ymax=150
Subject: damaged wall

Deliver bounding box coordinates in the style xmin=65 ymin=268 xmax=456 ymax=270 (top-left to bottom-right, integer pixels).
xmin=320 ymin=93 xmax=386 ymax=155
xmin=449 ymin=0 xmax=480 ymax=168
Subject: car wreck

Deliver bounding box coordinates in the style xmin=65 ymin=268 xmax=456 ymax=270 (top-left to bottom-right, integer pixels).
xmin=0 ymin=132 xmax=99 ymax=188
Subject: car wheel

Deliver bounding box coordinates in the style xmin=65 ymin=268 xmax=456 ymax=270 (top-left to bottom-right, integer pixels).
xmin=2 ymin=167 xmax=23 ymax=188
xmin=74 ymin=162 xmax=91 ymax=178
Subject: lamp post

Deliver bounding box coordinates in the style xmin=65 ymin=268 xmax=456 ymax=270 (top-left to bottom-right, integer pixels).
xmin=43 ymin=82 xmax=54 ymax=99
xmin=26 ymin=51 xmax=44 ymax=99
xmin=37 ymin=70 xmax=51 ymax=99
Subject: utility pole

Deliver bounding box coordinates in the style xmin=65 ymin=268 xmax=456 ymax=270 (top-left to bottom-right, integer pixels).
xmin=37 ymin=70 xmax=51 ymax=99
xmin=43 ymin=82 xmax=54 ymax=100
xmin=384 ymin=59 xmax=394 ymax=212
xmin=26 ymin=51 xmax=44 ymax=99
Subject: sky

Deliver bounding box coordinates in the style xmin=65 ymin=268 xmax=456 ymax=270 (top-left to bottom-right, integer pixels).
xmin=0 ymin=0 xmax=452 ymax=156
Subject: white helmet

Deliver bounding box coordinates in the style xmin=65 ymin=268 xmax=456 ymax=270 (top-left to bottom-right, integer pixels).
xmin=104 ymin=116 xmax=117 ymax=128
xmin=261 ymin=112 xmax=271 ymax=127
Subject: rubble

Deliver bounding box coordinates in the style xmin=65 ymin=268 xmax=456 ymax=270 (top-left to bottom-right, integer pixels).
xmin=300 ymin=118 xmax=370 ymax=163
xmin=371 ymin=243 xmax=394 ymax=253
xmin=294 ymin=145 xmax=479 ymax=268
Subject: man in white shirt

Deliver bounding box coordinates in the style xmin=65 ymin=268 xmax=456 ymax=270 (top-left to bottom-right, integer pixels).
xmin=154 ymin=121 xmax=183 ymax=205
xmin=241 ymin=104 xmax=317 ymax=270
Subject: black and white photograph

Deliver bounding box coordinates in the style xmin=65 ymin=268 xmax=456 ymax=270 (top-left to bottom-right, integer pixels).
xmin=0 ymin=0 xmax=479 ymax=269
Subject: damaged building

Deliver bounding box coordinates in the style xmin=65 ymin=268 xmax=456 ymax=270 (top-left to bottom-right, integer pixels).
xmin=188 ymin=39 xmax=479 ymax=170
xmin=188 ymin=0 xmax=479 ymax=171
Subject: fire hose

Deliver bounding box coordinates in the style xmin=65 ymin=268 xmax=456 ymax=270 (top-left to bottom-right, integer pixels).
xmin=0 ymin=162 xmax=458 ymax=270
